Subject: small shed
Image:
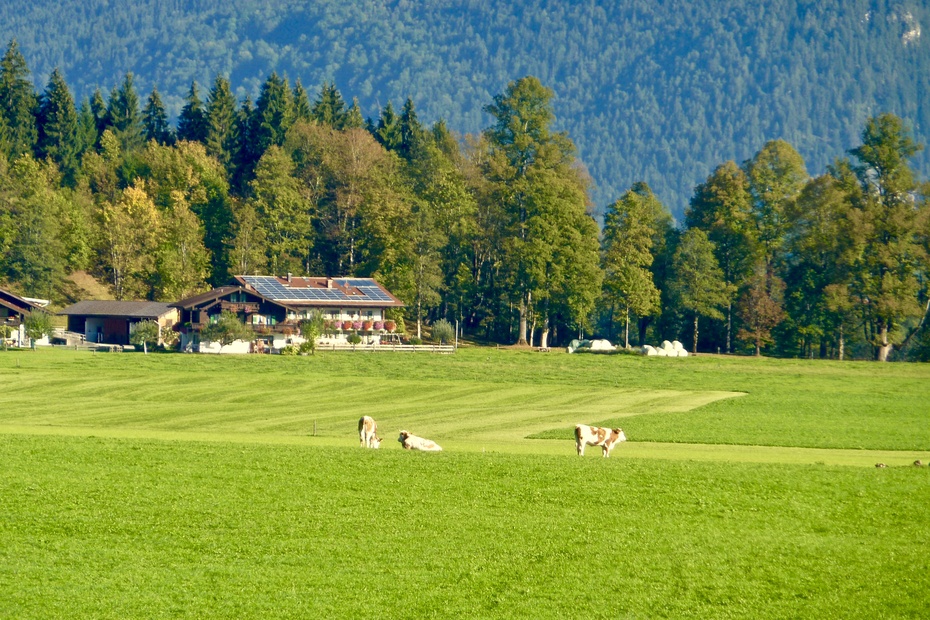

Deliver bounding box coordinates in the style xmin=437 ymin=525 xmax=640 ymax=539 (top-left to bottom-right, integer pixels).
xmin=58 ymin=300 xmax=179 ymax=345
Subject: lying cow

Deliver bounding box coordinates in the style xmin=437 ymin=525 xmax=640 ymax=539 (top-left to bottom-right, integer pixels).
xmin=575 ymin=424 xmax=627 ymax=457
xmin=358 ymin=416 xmax=382 ymax=449
xmin=398 ymin=430 xmax=442 ymax=452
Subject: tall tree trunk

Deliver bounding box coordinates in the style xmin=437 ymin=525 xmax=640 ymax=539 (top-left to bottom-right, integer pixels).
xmin=877 ymin=324 xmax=892 ymax=362
xmin=517 ymin=291 xmax=530 ymax=345
xmin=624 ymin=306 xmax=630 ymax=349
xmin=529 ymin=317 xmax=536 ymax=347
xmin=726 ymin=302 xmax=732 ymax=354
xmin=838 ymin=325 xmax=845 ymax=361
xmin=541 ymin=315 xmax=550 ymax=349
xmin=692 ymin=315 xmax=699 ymax=355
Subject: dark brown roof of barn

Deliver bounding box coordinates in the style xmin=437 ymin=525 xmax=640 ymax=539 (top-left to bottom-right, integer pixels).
xmin=171 ymin=286 xmax=244 ymax=310
xmin=57 ymin=300 xmax=175 ymax=319
xmin=0 ymin=288 xmax=40 ymax=315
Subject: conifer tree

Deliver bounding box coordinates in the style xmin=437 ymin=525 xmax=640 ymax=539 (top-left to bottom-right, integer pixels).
xmin=344 ymin=97 xmax=365 ymax=130
xmin=36 ymin=68 xmax=79 ymax=182
xmin=205 ymin=76 xmax=239 ymax=174
xmin=0 ymin=39 xmax=38 ymax=160
xmin=374 ymin=101 xmax=401 ymax=151
xmin=142 ymin=87 xmax=173 ymax=145
xmin=106 ymin=73 xmax=144 ymax=151
xmin=398 ymin=98 xmax=424 ymax=161
xmin=90 ymin=88 xmax=108 ymax=138
xmin=292 ymin=79 xmax=312 ymax=123
xmin=232 ymin=95 xmax=258 ymax=192
xmin=177 ymin=81 xmax=207 ymax=144
xmin=311 ymin=81 xmax=346 ymax=128
xmin=253 ymin=72 xmax=294 ymax=153
xmin=74 ymin=99 xmax=98 ymax=159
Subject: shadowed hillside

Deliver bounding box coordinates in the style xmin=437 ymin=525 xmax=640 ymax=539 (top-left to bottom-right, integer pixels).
xmin=1 ymin=0 xmax=928 ymax=215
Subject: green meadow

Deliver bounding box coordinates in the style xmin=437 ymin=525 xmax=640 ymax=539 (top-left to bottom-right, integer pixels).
xmin=1 ymin=348 xmax=929 ymax=618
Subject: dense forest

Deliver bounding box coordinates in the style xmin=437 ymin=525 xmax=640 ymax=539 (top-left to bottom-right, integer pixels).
xmin=0 ymin=36 xmax=927 ymax=361
xmin=0 ymin=0 xmax=928 ymax=214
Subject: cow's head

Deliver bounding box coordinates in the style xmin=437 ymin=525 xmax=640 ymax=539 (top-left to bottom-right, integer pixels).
xmin=398 ymin=430 xmax=410 ymax=444
xmin=613 ymin=429 xmax=627 ymax=442
xmin=371 ymin=435 xmax=382 ymax=449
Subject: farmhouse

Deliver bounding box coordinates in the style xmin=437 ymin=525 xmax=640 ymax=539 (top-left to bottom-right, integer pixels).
xmin=0 ymin=288 xmax=47 ymax=347
xmin=172 ymin=275 xmax=404 ymax=353
xmin=57 ymin=300 xmax=179 ymax=346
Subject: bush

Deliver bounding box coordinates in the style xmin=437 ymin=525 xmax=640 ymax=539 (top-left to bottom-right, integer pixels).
xmin=23 ymin=311 xmax=53 ymax=349
xmin=347 ymin=333 xmax=362 ymax=345
xmin=298 ymin=340 xmax=314 ymax=354
xmin=431 ymin=319 xmax=454 ymax=344
xmin=408 ymin=337 xmax=422 ymax=345
xmin=129 ymin=320 xmax=160 ymax=354
xmin=279 ymin=344 xmax=299 ymax=355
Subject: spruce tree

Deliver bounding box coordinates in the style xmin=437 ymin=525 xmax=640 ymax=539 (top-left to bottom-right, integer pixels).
xmin=344 ymin=97 xmax=365 ymax=130
xmin=106 ymin=73 xmax=144 ymax=151
xmin=37 ymin=68 xmax=79 ymax=181
xmin=90 ymin=88 xmax=108 ymax=137
xmin=177 ymin=81 xmax=207 ymax=143
xmin=232 ymin=95 xmax=258 ymax=192
xmin=311 ymin=81 xmax=346 ymax=128
xmin=374 ymin=101 xmax=401 ymax=151
xmin=142 ymin=87 xmax=173 ymax=145
xmin=205 ymin=76 xmax=239 ymax=173
xmin=292 ymin=79 xmax=312 ymax=123
xmin=75 ymin=99 xmax=99 ymax=158
xmin=0 ymin=39 xmax=38 ymax=160
xmin=398 ymin=98 xmax=424 ymax=161
xmin=253 ymin=72 xmax=294 ymax=154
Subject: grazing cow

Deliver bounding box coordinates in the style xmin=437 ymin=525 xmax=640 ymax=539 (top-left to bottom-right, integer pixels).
xmin=358 ymin=416 xmax=382 ymax=449
xmin=574 ymin=424 xmax=627 ymax=457
xmin=397 ymin=430 xmax=442 ymax=452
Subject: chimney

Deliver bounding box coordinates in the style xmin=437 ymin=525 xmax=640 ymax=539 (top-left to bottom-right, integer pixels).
xmin=287 ymin=272 xmax=292 ymax=283
xmin=327 ymin=278 xmax=333 ymax=289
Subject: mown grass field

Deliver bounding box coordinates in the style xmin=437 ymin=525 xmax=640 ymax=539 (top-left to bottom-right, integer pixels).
xmin=1 ymin=348 xmax=929 ymax=618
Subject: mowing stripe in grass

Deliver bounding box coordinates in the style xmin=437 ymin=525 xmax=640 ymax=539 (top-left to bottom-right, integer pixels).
xmin=2 ymin=425 xmax=927 ymax=468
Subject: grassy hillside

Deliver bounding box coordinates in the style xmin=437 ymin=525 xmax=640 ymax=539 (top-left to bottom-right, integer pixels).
xmin=2 ymin=0 xmax=928 ymax=213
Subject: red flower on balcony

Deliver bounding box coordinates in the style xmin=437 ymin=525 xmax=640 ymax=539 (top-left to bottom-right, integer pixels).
xmin=384 ymin=320 xmax=396 ymax=332
xmin=362 ymin=320 xmax=373 ymax=331
xmin=342 ymin=320 xmax=353 ymax=331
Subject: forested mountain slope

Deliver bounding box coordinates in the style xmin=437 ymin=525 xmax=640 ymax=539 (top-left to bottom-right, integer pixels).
xmin=1 ymin=0 xmax=928 ymax=215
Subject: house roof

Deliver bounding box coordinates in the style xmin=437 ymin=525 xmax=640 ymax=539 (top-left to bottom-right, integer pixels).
xmin=234 ymin=275 xmax=404 ymax=307
xmin=171 ymin=286 xmax=247 ymax=311
xmin=57 ymin=300 xmax=176 ymax=319
xmin=0 ymin=288 xmax=41 ymax=315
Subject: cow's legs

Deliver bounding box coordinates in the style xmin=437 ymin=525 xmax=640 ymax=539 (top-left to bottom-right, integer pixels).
xmin=577 ymin=442 xmax=585 ymax=456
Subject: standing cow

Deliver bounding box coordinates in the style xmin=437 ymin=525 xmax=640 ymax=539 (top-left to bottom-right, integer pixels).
xmin=574 ymin=424 xmax=627 ymax=457
xmin=358 ymin=416 xmax=382 ymax=448
xmin=397 ymin=430 xmax=442 ymax=452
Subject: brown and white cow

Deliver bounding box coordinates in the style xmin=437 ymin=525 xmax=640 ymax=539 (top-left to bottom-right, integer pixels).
xmin=574 ymin=424 xmax=627 ymax=457
xmin=397 ymin=430 xmax=442 ymax=452
xmin=358 ymin=416 xmax=382 ymax=449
